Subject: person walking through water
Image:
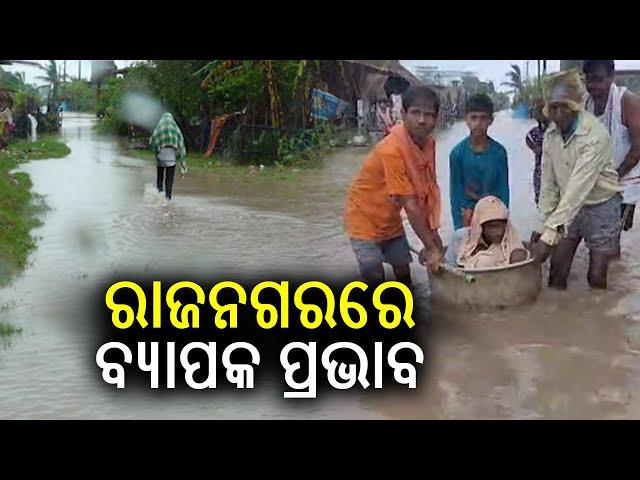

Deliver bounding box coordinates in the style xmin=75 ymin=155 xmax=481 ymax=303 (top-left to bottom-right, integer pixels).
xmin=532 ymin=70 xmax=622 ymax=290
xmin=449 ymin=93 xmax=510 ymax=229
xmin=149 ymin=113 xmax=187 ymax=200
xmin=344 ymin=86 xmax=445 ymax=286
xmin=582 ymin=60 xmax=640 ymax=258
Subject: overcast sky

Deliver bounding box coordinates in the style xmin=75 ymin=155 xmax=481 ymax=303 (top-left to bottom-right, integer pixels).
xmin=401 ymin=60 xmax=640 ymax=91
xmin=3 ymin=60 xmax=136 ymax=84
xmin=5 ymin=60 xmax=640 ymax=91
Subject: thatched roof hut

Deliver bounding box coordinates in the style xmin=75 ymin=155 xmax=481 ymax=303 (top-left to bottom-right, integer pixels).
xmin=344 ymin=60 xmax=422 ymax=86
xmin=317 ymin=60 xmax=422 ymax=104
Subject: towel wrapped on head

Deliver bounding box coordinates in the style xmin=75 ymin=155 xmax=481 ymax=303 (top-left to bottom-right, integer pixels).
xmin=542 ymin=69 xmax=585 ymax=116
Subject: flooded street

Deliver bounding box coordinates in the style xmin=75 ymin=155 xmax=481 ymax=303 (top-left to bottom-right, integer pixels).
xmin=1 ymin=112 xmax=639 ymax=419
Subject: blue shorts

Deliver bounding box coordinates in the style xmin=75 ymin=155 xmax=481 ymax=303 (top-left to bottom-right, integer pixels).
xmin=350 ymin=235 xmax=412 ymax=280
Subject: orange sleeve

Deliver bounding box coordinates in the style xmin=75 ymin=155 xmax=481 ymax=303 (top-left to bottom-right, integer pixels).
xmin=381 ymin=152 xmax=415 ymax=197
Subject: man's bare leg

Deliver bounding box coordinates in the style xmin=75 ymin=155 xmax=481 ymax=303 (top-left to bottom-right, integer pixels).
xmin=613 ymin=204 xmax=634 ymax=261
xmin=587 ymin=252 xmax=610 ymax=289
xmin=362 ymin=262 xmax=386 ymax=286
xmin=549 ymin=237 xmax=582 ymax=290
xmin=610 ymin=231 xmax=622 ymax=261
xmin=392 ymin=264 xmax=412 ymax=286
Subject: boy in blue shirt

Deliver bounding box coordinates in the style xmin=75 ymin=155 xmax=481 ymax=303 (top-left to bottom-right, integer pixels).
xmin=449 ymin=94 xmax=510 ymax=229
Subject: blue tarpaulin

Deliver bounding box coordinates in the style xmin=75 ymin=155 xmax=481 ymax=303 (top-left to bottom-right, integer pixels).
xmin=311 ymin=89 xmax=349 ymax=120
xmin=513 ymin=102 xmax=529 ymax=119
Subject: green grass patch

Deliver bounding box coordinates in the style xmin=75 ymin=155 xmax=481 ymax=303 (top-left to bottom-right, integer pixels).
xmin=0 ymin=136 xmax=70 ymax=285
xmin=0 ymin=136 xmax=71 ymax=162
xmin=0 ymin=321 xmax=22 ymax=339
xmin=124 ymin=148 xmax=316 ymax=182
xmin=0 ymin=302 xmax=22 ymax=342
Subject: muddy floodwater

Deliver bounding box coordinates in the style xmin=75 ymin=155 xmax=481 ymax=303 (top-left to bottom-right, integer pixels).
xmin=1 ymin=113 xmax=639 ymax=419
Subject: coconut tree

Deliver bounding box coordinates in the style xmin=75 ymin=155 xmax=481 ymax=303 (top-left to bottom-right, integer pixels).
xmin=13 ymin=71 xmax=26 ymax=88
xmin=501 ymin=64 xmax=525 ymax=106
xmin=0 ymin=68 xmax=24 ymax=91
xmin=34 ymin=60 xmax=61 ymax=110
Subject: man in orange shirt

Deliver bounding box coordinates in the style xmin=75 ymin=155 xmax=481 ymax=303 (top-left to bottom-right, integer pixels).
xmin=344 ymin=86 xmax=445 ymax=284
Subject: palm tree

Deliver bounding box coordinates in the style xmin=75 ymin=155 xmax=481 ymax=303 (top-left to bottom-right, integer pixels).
xmin=10 ymin=71 xmax=26 ymax=90
xmin=35 ymin=60 xmax=61 ymax=110
xmin=502 ymin=64 xmax=540 ymax=108
xmin=1 ymin=61 xmax=50 ymax=93
xmin=501 ymin=64 xmax=524 ymax=102
xmin=0 ymin=69 xmax=25 ymax=91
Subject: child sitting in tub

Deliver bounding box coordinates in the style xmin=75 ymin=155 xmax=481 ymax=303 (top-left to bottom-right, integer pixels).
xmin=445 ymin=195 xmax=530 ymax=268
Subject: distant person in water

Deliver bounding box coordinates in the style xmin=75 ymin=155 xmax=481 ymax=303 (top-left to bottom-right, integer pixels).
xmin=525 ymin=98 xmax=550 ymax=205
xmin=200 ymin=103 xmax=212 ymax=151
xmin=376 ymin=99 xmax=394 ymax=136
xmin=446 ymin=195 xmax=529 ymax=268
xmin=149 ymin=113 xmax=187 ymax=200
xmin=390 ymin=92 xmax=403 ymax=125
xmin=449 ymin=93 xmax=510 ymax=230
xmin=0 ymin=95 xmax=14 ymax=147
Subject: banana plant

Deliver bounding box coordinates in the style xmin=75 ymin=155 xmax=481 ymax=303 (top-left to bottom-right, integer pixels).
xmin=195 ymin=60 xmax=318 ymax=129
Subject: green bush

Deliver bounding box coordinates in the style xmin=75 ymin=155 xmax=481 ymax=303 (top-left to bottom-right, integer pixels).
xmin=276 ymin=121 xmax=335 ymax=165
xmin=36 ymin=112 xmax=61 ymax=133
xmin=60 ymin=81 xmax=96 ymax=112
xmin=94 ymin=60 xmax=336 ymax=166
xmin=10 ymin=91 xmax=59 ymax=138
xmin=13 ymin=91 xmax=40 ymax=117
xmin=95 ymin=72 xmax=152 ymax=135
xmin=96 ymin=106 xmax=128 ymax=135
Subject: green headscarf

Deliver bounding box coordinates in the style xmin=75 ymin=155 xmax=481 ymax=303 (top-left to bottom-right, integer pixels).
xmin=149 ymin=113 xmax=187 ymax=174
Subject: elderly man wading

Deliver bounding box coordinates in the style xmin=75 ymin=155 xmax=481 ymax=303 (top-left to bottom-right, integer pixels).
xmin=582 ymin=60 xmax=640 ymax=258
xmin=532 ymin=70 xmax=622 ymax=290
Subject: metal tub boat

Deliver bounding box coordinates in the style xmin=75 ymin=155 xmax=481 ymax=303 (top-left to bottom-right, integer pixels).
xmin=429 ymin=257 xmax=542 ymax=311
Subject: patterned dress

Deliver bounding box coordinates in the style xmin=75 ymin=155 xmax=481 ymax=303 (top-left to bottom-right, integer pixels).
xmin=526 ymin=124 xmax=546 ymax=205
